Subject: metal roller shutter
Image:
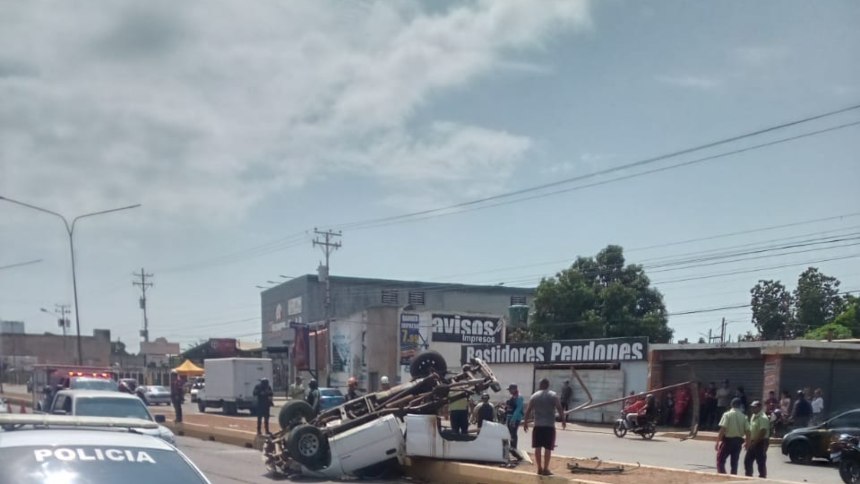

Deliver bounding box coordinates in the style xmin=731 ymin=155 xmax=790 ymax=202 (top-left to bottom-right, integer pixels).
xmin=784 ymin=359 xmax=860 ymax=417
xmin=831 ymin=361 xmax=860 ymax=414
xmin=663 ymin=359 xmax=764 ymax=402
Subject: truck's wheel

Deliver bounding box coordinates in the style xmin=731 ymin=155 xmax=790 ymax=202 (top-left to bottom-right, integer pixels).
xmin=410 ymin=350 xmax=447 ymax=379
xmin=287 ymin=424 xmax=328 ymax=471
xmin=278 ymin=400 xmax=315 ymax=430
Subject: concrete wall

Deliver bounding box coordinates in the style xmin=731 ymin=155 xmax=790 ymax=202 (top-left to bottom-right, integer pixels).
xmin=620 ymin=360 xmax=648 ymax=395
xmin=535 ymin=368 xmax=623 ymax=424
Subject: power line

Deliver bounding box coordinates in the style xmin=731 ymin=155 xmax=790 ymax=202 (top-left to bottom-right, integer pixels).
xmin=328 ymin=105 xmax=860 ymax=231
xmin=0 ymin=259 xmax=43 ymax=271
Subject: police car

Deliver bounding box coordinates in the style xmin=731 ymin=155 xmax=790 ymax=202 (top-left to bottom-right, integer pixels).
xmin=0 ymin=414 xmax=211 ymax=483
xmin=48 ymin=390 xmax=176 ymax=444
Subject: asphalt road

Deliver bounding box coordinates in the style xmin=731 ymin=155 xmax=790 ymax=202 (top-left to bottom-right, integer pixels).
xmin=549 ymin=426 xmax=842 ymax=484
xmin=176 ymin=437 xmax=407 ymax=484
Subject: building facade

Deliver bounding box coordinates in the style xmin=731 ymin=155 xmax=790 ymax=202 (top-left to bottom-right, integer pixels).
xmin=649 ymin=340 xmax=860 ymax=423
xmin=260 ymin=275 xmax=533 ymax=392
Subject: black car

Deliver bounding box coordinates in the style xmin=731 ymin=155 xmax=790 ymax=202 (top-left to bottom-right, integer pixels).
xmin=782 ymin=409 xmax=860 ymax=464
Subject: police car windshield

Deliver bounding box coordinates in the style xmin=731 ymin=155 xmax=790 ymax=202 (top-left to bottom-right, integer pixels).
xmin=1 ymin=446 xmax=208 ymax=483
xmin=76 ymin=398 xmax=152 ymax=421
xmin=71 ymin=378 xmax=119 ymax=391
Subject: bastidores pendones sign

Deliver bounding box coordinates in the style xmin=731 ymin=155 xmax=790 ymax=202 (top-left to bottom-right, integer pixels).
xmin=461 ymin=337 xmax=648 ymax=364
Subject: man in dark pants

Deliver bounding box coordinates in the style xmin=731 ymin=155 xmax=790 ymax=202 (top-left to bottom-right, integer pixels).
xmin=523 ymin=378 xmax=565 ymax=476
xmin=253 ymin=377 xmax=274 ymax=435
xmin=744 ymin=401 xmax=770 ymax=478
xmin=716 ymin=398 xmax=749 ymax=475
xmin=791 ymin=390 xmax=812 ymax=428
xmin=170 ymin=371 xmax=184 ymax=423
xmin=560 ymin=381 xmax=572 ymax=424
xmin=505 ymin=384 xmax=524 ymax=449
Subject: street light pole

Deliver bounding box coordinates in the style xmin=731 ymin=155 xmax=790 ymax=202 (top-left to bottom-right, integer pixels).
xmin=0 ymin=196 xmax=141 ymax=365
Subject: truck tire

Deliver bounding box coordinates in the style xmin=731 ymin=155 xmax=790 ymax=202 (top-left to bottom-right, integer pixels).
xmin=279 ymin=400 xmax=315 ymax=430
xmin=410 ymin=350 xmax=447 ymax=379
xmin=287 ymin=424 xmax=328 ymax=471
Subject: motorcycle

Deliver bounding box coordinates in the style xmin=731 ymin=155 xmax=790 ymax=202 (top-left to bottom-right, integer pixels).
xmin=830 ymin=433 xmax=860 ymax=484
xmin=768 ymin=409 xmax=790 ymax=438
xmin=613 ymin=411 xmax=657 ymax=440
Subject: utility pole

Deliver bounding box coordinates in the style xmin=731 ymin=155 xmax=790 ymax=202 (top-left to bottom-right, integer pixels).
xmin=719 ymin=317 xmax=727 ymax=346
xmin=312 ymin=228 xmax=341 ymax=386
xmin=133 ymin=268 xmax=153 ymax=377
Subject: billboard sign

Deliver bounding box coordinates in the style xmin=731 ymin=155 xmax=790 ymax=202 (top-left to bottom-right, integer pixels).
xmin=461 ymin=337 xmax=648 ymax=365
xmin=431 ymin=313 xmax=503 ymax=344
xmin=400 ymin=313 xmax=420 ymax=365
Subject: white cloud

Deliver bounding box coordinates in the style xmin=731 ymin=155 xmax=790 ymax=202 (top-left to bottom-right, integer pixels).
xmin=0 ymin=0 xmax=590 ymax=223
xmin=655 ymin=75 xmax=722 ymax=90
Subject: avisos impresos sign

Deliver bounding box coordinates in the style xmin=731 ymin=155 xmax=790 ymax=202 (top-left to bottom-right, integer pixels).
xmin=461 ymin=337 xmax=648 ymax=364
xmin=432 ymin=313 xmax=503 ymax=344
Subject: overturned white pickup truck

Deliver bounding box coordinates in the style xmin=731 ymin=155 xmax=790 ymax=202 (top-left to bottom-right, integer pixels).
xmin=262 ymin=352 xmax=519 ymax=479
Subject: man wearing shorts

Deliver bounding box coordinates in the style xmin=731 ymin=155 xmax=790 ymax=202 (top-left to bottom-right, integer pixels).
xmin=523 ymin=378 xmax=565 ymax=476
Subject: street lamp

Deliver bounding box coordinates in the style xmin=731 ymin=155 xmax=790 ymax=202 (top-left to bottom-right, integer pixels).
xmin=0 ymin=195 xmax=141 ymax=365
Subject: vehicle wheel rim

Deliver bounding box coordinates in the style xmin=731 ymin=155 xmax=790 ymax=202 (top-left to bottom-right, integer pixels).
xmin=298 ymin=434 xmax=319 ymax=456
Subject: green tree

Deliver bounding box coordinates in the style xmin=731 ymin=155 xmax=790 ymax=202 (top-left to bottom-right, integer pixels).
xmin=793 ymin=267 xmax=843 ymax=333
xmin=750 ymin=280 xmax=793 ymax=339
xmin=532 ymin=245 xmax=673 ymax=343
xmin=832 ymin=295 xmax=860 ymax=337
xmin=803 ymin=322 xmax=853 ymax=340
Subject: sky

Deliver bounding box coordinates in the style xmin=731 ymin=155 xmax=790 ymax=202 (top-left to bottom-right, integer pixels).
xmin=1 ymin=0 xmax=859 ymax=352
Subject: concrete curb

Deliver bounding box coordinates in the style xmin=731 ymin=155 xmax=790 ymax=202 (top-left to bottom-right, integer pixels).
xmin=661 ymin=431 xmax=783 ymax=445
xmin=163 ymin=421 xmax=263 ymax=450
xmin=404 ymin=454 xmax=797 ymax=484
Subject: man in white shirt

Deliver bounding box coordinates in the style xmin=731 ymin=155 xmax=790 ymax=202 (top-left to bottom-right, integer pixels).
xmin=811 ymin=388 xmax=824 ymax=424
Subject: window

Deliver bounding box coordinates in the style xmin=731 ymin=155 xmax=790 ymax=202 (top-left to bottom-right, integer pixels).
xmin=828 ymin=411 xmax=860 ymax=429
xmin=381 ymin=289 xmax=399 ymax=304
xmin=75 ymin=398 xmax=152 ymax=421
xmin=510 ymin=295 xmax=527 ymax=305
xmin=408 ymin=291 xmax=425 ymax=305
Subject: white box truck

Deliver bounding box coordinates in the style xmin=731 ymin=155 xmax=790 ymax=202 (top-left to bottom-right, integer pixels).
xmin=197 ymin=358 xmax=273 ymax=415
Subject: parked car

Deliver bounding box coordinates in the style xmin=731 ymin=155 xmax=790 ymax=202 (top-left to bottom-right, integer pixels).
xmin=0 ymin=414 xmax=211 ymax=483
xmin=782 ymin=409 xmax=860 ymax=464
xmin=318 ymin=388 xmax=345 ymax=411
xmin=136 ymin=386 xmax=172 ymax=406
xmin=49 ymin=390 xmax=175 ymax=444
xmin=263 ymin=352 xmax=508 ymax=478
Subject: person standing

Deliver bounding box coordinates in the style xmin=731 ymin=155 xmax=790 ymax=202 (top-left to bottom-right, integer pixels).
xmin=791 ymin=390 xmax=812 ymax=428
xmin=448 ymin=394 xmax=471 ymax=435
xmin=523 ymin=378 xmax=565 ymax=476
xmin=472 ymin=393 xmax=495 ymax=429
xmin=253 ymin=378 xmax=274 ymax=435
xmin=716 ymin=398 xmax=749 ymax=475
xmin=170 ymin=371 xmax=184 ymax=423
xmin=779 ymin=390 xmax=792 ymax=416
xmin=560 ymin=381 xmax=573 ymax=424
xmin=715 ymin=380 xmax=732 ymax=421
xmin=744 ymin=401 xmax=770 ymax=478
xmin=505 ymin=384 xmax=524 ymax=449
xmin=288 ymin=376 xmax=305 ymax=401
xmin=764 ymin=391 xmax=779 ymax=415
xmin=736 ymin=386 xmax=748 ymax=414
xmin=306 ymin=379 xmax=321 ymax=416
xmin=811 ymin=388 xmax=824 ymax=424
xmin=705 ymin=382 xmax=718 ymax=429
xmin=346 ymin=377 xmax=360 ymax=401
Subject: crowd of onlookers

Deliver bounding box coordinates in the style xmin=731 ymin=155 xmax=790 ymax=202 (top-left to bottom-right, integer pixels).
xmin=694 ymin=379 xmax=825 ymax=433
